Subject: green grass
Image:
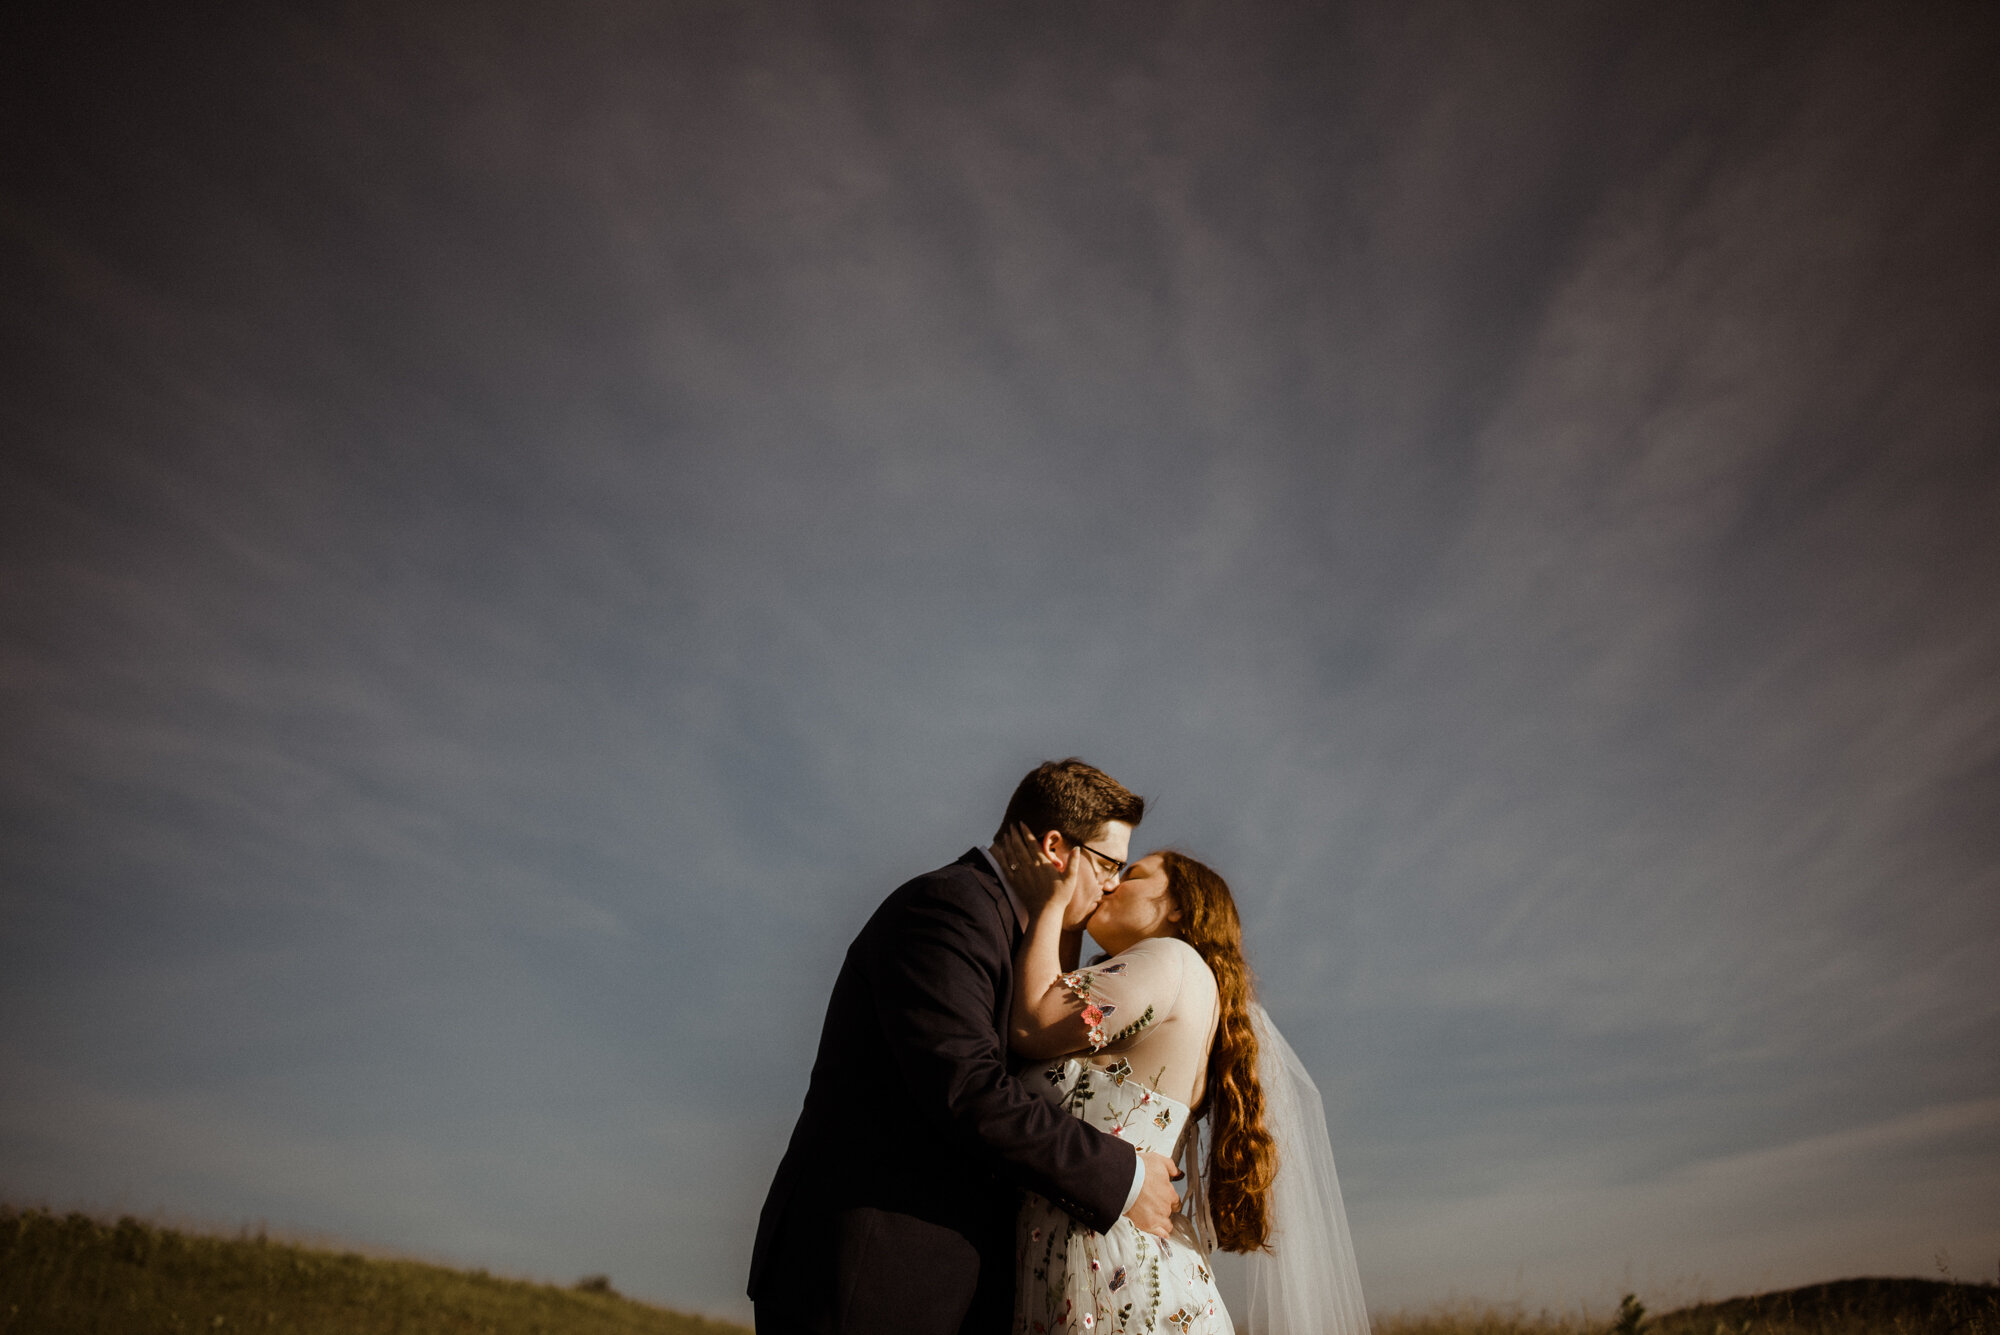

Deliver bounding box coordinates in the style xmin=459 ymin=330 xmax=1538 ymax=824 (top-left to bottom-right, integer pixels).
xmin=0 ymin=1206 xmax=749 ymax=1335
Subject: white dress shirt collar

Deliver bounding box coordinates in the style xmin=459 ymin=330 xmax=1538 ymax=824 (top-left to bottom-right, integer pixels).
xmin=976 ymin=845 xmax=1031 ymax=932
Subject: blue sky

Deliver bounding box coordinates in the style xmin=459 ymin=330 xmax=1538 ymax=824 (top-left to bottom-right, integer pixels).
xmin=3 ymin=0 xmax=1997 ymax=1322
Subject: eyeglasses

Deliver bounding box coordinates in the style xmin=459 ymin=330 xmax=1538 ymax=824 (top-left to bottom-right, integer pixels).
xmin=1070 ymin=840 xmax=1127 ymax=881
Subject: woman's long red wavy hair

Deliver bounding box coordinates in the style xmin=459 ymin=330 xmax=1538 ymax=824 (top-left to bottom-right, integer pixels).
xmin=1159 ymin=851 xmax=1276 ymax=1253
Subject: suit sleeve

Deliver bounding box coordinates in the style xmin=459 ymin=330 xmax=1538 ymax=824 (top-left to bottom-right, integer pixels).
xmin=864 ymin=875 xmax=1136 ymax=1232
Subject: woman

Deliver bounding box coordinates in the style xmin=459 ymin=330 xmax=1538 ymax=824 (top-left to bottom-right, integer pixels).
xmin=996 ymin=828 xmax=1369 ymax=1335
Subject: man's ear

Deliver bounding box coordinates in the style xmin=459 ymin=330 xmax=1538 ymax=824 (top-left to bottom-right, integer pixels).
xmin=1038 ymin=829 xmax=1069 ymax=871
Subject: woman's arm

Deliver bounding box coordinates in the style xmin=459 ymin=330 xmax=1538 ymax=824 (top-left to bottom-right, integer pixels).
xmin=998 ymin=829 xmax=1190 ymax=1062
xmin=1012 ymin=886 xmax=1088 ymax=1058
xmin=1059 ymin=922 xmax=1085 ymax=973
xmin=997 ymin=823 xmax=1101 ymax=1059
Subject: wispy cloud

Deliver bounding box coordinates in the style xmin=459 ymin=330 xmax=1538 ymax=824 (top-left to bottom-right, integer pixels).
xmin=3 ymin=0 xmax=1996 ymax=1319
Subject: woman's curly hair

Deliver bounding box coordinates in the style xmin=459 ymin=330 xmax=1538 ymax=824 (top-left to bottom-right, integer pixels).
xmin=1159 ymin=851 xmax=1277 ymax=1253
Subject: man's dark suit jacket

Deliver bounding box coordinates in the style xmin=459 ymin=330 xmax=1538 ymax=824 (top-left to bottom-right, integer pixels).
xmin=747 ymin=849 xmax=1136 ymax=1335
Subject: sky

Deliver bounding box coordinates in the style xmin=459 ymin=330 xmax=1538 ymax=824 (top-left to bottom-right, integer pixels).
xmin=4 ymin=0 xmax=1998 ymax=1323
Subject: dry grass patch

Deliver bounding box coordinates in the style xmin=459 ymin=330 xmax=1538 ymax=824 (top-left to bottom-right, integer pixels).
xmin=1373 ymin=1302 xmax=1604 ymax=1335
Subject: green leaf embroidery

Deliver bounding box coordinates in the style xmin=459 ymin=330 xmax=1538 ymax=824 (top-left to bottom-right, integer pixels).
xmin=1105 ymin=1004 xmax=1155 ymax=1046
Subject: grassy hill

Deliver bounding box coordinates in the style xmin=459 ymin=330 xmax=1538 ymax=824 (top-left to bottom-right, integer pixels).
xmin=1374 ymin=1278 xmax=2000 ymax=1335
xmin=1650 ymin=1277 xmax=2000 ymax=1335
xmin=7 ymin=1203 xmax=1995 ymax=1335
xmin=0 ymin=1206 xmax=750 ymax=1335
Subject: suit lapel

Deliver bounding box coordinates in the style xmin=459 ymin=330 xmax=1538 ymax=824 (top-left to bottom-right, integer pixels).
xmin=958 ymin=848 xmax=1023 ymax=1060
xmin=956 ymin=846 xmax=1021 ymax=949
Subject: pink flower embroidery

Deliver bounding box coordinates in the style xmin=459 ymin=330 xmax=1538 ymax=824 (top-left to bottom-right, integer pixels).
xmin=1062 ymin=973 xmax=1110 ymax=1050
xmin=1082 ymin=1315 xmax=1094 ymax=1329
xmin=1139 ymin=1089 xmax=1152 ymax=1102
xmin=1090 ymin=1259 xmax=1101 ymax=1271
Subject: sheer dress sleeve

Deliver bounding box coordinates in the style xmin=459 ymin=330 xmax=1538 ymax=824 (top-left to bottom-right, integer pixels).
xmin=1047 ymin=936 xmax=1218 ymax=1106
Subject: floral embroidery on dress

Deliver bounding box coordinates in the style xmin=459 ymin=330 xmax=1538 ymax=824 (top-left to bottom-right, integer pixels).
xmin=1016 ymin=942 xmax=1227 ymax=1335
xmin=1059 ymin=969 xmax=1115 ymax=1049
xmin=1104 ymin=1005 xmax=1155 ymax=1047
xmin=1059 ymin=966 xmax=1158 ymax=1054
xmin=1017 ymin=1066 xmax=1226 ymax=1332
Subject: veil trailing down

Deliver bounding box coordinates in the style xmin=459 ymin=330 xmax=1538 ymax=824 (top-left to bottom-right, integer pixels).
xmin=1194 ymin=1004 xmax=1370 ymax=1335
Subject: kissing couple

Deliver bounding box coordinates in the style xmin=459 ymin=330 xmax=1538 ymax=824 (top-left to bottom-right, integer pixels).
xmin=748 ymin=759 xmax=1367 ymax=1335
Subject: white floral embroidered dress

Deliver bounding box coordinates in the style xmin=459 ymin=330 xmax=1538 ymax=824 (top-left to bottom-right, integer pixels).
xmin=1013 ymin=936 xmax=1232 ymax=1335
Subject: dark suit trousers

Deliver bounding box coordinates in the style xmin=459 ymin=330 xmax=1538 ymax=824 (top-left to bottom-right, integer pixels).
xmin=753 ymin=1204 xmax=1013 ymax=1335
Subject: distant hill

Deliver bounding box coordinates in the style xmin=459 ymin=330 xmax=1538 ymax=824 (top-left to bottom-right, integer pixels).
xmin=0 ymin=1205 xmax=749 ymax=1335
xmin=1651 ymin=1277 xmax=2000 ymax=1335
xmin=1359 ymin=1275 xmax=2000 ymax=1335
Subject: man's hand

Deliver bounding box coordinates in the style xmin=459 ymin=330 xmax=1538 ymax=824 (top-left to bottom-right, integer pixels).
xmin=1123 ymin=1150 xmax=1184 ymax=1239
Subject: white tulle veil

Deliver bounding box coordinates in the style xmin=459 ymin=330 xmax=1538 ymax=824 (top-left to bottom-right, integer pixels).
xmin=1190 ymin=1002 xmax=1370 ymax=1335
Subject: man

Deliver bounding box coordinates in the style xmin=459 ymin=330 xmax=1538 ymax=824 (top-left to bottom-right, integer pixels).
xmin=748 ymin=759 xmax=1184 ymax=1335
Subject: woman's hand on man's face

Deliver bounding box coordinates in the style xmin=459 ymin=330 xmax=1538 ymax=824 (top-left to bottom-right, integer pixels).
xmin=996 ymin=822 xmax=1086 ymax=919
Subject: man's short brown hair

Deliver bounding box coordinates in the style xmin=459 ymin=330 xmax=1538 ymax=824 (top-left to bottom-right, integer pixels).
xmin=994 ymin=758 xmax=1145 ymax=848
